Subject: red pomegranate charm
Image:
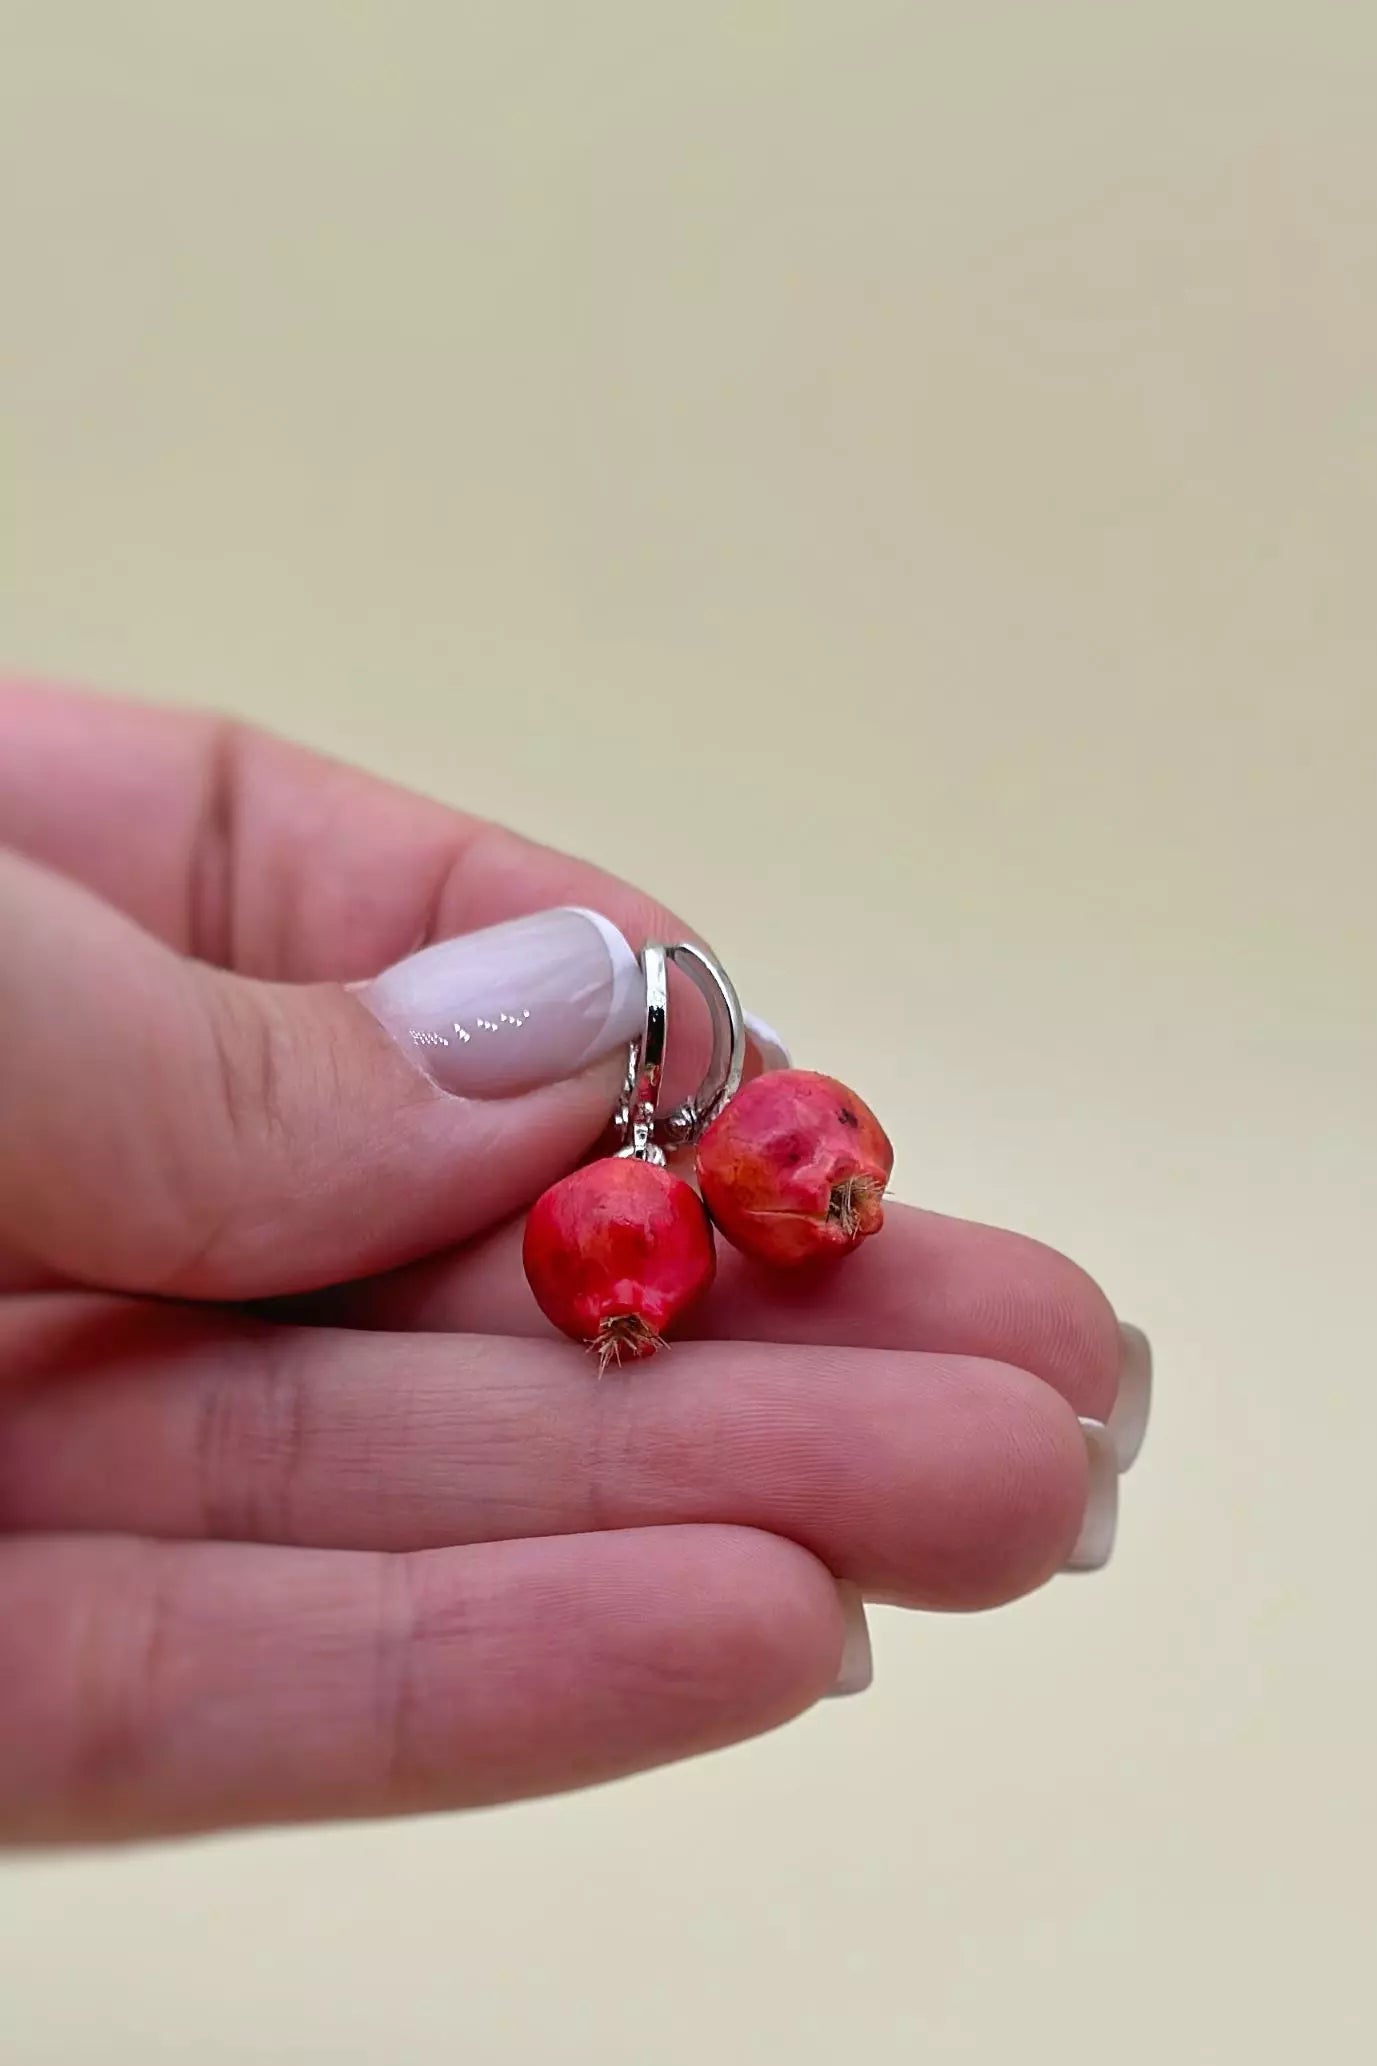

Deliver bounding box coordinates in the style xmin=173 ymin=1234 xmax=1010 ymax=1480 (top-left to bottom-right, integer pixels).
xmin=696 ymin=1068 xmax=893 ymax=1267
xmin=523 ymin=1156 xmax=716 ymax=1369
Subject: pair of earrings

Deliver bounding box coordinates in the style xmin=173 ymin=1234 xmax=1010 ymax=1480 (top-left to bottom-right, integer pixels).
xmin=522 ymin=941 xmax=893 ymax=1369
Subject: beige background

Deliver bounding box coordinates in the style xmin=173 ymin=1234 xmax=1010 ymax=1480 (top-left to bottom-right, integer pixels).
xmin=3 ymin=3 xmax=1375 ymax=2060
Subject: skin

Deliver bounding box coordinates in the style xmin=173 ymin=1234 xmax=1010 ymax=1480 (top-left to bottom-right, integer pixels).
xmin=0 ymin=682 xmax=1123 ymax=1845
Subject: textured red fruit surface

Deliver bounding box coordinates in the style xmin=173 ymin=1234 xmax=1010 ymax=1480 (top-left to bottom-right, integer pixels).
xmin=523 ymin=1156 xmax=716 ymax=1364
xmin=696 ymin=1068 xmax=894 ymax=1267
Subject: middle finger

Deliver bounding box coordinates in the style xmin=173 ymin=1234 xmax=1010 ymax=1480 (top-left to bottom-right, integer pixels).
xmin=307 ymin=1198 xmax=1125 ymax=1423
xmin=0 ymin=1295 xmax=1104 ymax=1607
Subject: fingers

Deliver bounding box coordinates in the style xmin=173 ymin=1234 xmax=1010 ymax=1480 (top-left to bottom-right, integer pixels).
xmin=310 ymin=1197 xmax=1126 ymax=1422
xmin=0 ymin=1299 xmax=1095 ymax=1606
xmin=0 ymin=683 xmax=695 ymax=982
xmin=0 ymin=851 xmax=655 ymax=1297
xmin=0 ymin=1526 xmax=841 ymax=1843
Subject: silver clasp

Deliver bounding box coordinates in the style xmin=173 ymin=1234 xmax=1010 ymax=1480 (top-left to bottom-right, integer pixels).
xmin=614 ymin=940 xmax=746 ymax=1164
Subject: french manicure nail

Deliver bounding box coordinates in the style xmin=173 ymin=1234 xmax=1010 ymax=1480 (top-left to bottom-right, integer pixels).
xmin=357 ymin=907 xmax=643 ymax=1098
xmin=1109 ymin=1323 xmax=1152 ymax=1470
xmin=745 ymin=1011 xmax=792 ymax=1071
xmin=825 ymin=1582 xmax=874 ymax=1697
xmin=1066 ymin=1419 xmax=1118 ymax=1571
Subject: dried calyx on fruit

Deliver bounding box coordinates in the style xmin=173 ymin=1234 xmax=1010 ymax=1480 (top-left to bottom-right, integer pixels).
xmin=696 ymin=1068 xmax=893 ymax=1267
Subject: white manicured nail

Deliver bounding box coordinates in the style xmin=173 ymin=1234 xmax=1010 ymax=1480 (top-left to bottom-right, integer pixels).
xmin=1110 ymin=1323 xmax=1152 ymax=1470
xmin=825 ymin=1582 xmax=874 ymax=1697
xmin=358 ymin=907 xmax=643 ymax=1098
xmin=745 ymin=1012 xmax=792 ymax=1071
xmin=1066 ymin=1419 xmax=1118 ymax=1571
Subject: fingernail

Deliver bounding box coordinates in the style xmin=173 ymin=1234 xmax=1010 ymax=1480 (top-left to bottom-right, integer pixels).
xmin=825 ymin=1582 xmax=874 ymax=1697
xmin=357 ymin=907 xmax=643 ymax=1098
xmin=1109 ymin=1323 xmax=1152 ymax=1470
xmin=1066 ymin=1419 xmax=1118 ymax=1571
xmin=745 ymin=1012 xmax=792 ymax=1071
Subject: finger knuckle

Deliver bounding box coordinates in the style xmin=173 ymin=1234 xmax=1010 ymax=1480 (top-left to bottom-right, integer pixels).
xmin=367 ymin=1553 xmax=431 ymax=1799
xmin=0 ymin=1542 xmax=182 ymax=1829
xmin=192 ymin=1327 xmax=315 ymax=1543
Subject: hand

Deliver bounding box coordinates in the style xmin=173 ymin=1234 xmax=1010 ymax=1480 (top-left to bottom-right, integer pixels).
xmin=0 ymin=684 xmax=1140 ymax=1844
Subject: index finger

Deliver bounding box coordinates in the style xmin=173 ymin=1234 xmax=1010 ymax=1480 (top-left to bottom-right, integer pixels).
xmin=0 ymin=680 xmax=689 ymax=982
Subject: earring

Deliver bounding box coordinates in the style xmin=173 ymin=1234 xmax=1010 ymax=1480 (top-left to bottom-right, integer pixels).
xmin=521 ymin=941 xmax=742 ymax=1370
xmin=695 ymin=1067 xmax=892 ymax=1269
xmin=522 ymin=938 xmax=892 ymax=1368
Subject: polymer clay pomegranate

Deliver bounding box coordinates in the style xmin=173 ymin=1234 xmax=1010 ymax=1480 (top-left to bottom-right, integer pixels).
xmin=522 ymin=1156 xmax=716 ymax=1369
xmin=696 ymin=1068 xmax=893 ymax=1267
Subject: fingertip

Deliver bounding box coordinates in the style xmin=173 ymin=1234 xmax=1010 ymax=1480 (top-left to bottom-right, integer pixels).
xmin=965 ymin=1227 xmax=1123 ymax=1422
xmin=868 ymin=1358 xmax=1092 ymax=1611
xmin=636 ymin=1524 xmax=852 ymax=1731
xmin=983 ymin=1374 xmax=1093 ymax=1603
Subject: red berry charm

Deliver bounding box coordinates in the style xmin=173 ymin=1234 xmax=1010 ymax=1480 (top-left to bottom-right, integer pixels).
xmin=519 ymin=941 xmax=892 ymax=1362
xmin=696 ymin=1068 xmax=893 ymax=1268
xmin=523 ymin=1157 xmax=716 ymax=1370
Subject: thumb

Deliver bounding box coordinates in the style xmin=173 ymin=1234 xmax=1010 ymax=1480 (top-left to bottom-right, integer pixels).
xmin=0 ymin=852 xmax=645 ymax=1297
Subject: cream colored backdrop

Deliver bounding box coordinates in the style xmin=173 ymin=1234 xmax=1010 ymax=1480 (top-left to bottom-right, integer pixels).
xmin=3 ymin=5 xmax=1374 ymax=2061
